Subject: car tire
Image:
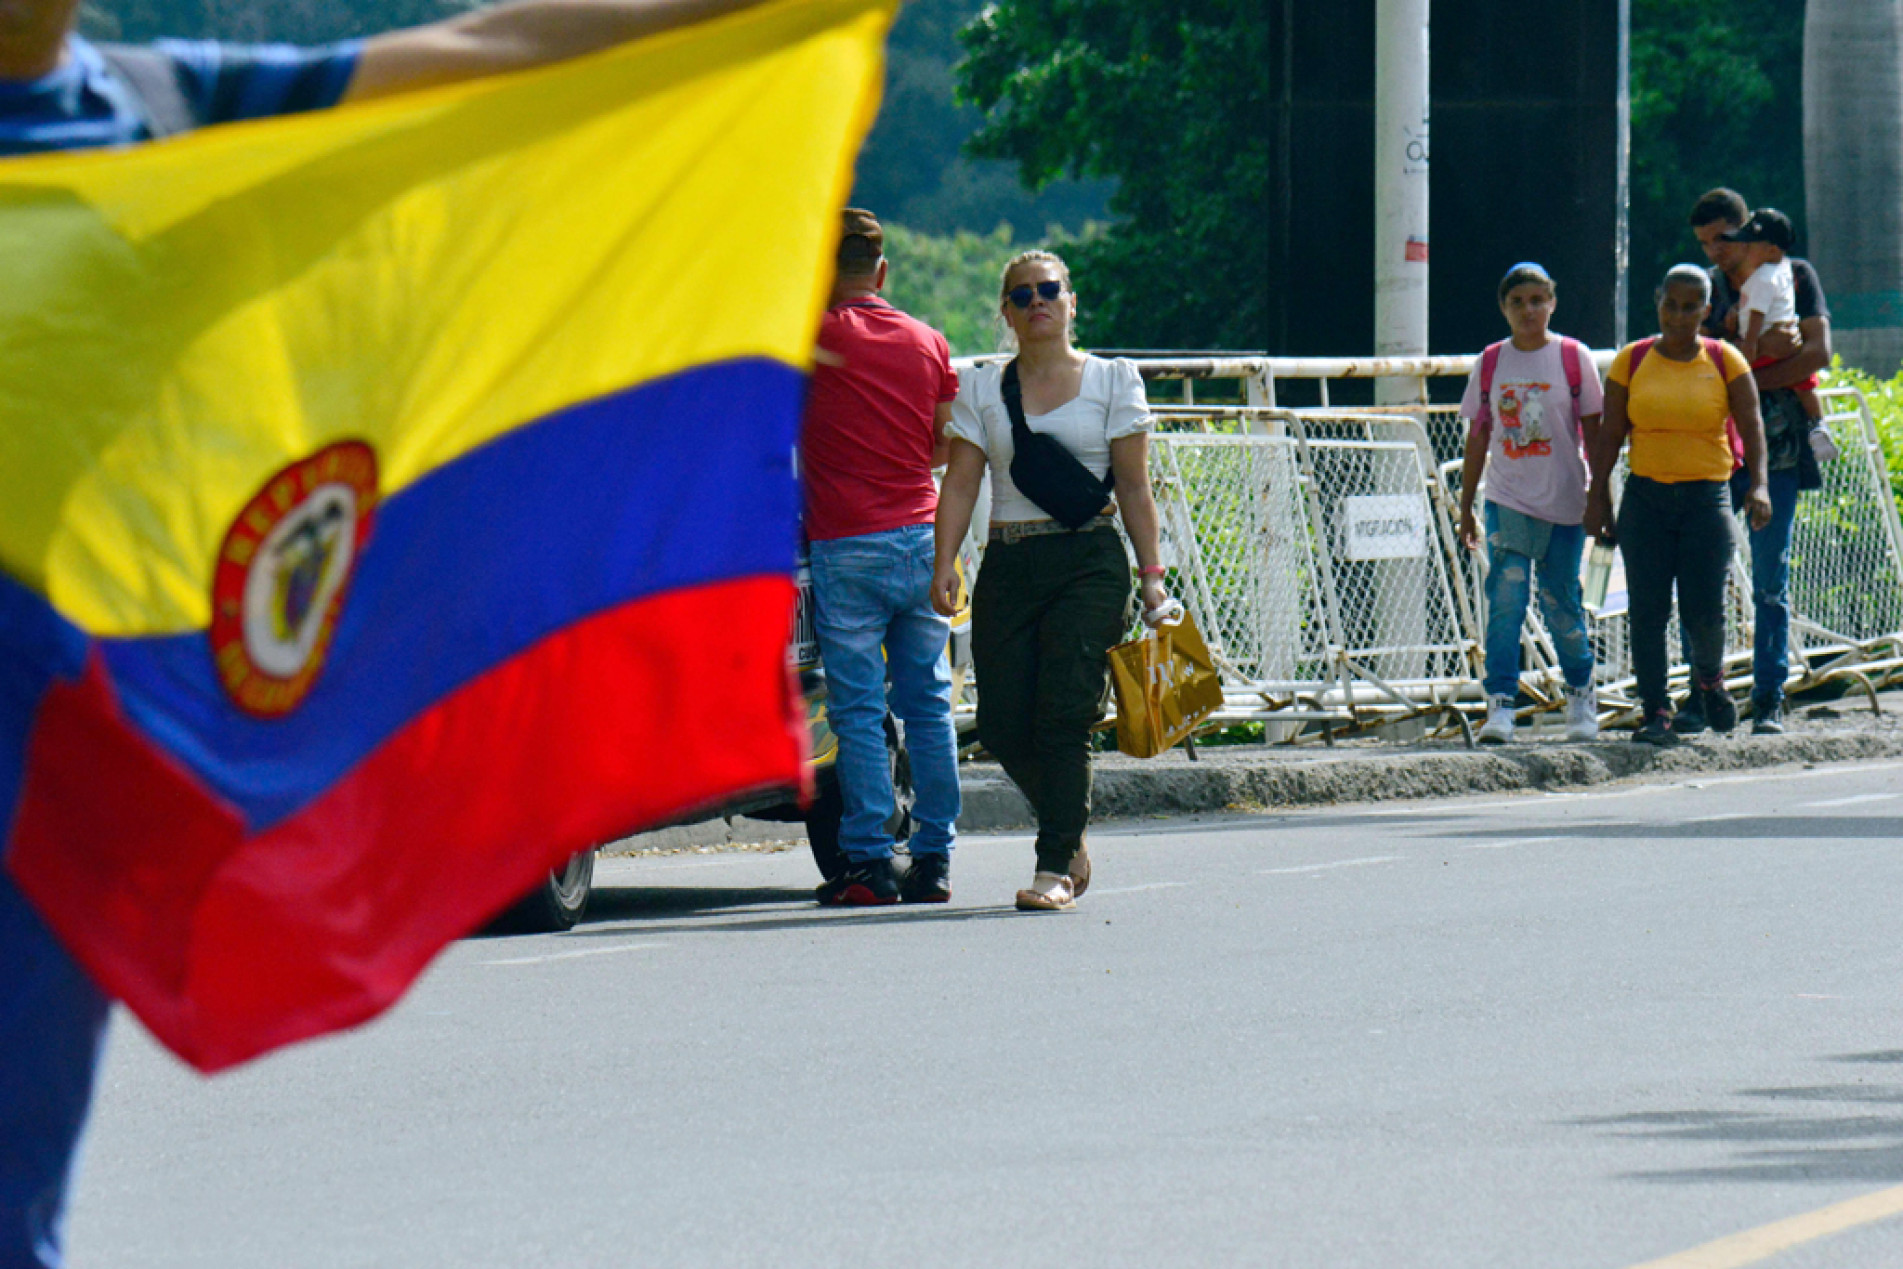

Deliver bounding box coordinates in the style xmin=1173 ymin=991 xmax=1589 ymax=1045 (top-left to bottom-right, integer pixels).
xmin=805 ymin=715 xmax=913 ymax=882
xmin=489 ymin=848 xmax=595 ymax=934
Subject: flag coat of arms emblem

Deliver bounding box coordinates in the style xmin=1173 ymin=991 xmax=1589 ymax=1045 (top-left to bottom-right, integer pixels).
xmin=0 ymin=0 xmax=895 ymax=1072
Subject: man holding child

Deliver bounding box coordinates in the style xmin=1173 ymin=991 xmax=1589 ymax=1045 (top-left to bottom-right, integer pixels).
xmin=1687 ymin=188 xmax=1834 ymax=735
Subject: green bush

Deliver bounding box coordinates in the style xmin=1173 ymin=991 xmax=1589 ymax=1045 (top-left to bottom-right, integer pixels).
xmin=878 ymin=224 xmax=1031 ymax=357
xmin=1823 ymin=361 xmax=1903 ymax=520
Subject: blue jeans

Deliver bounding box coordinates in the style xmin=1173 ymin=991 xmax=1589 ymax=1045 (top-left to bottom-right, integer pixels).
xmin=809 ymin=524 xmax=959 ymax=863
xmin=1481 ymin=503 xmax=1593 ymax=699
xmin=1749 ymin=469 xmax=1800 ymax=709
xmin=2 ymin=870 xmax=110 ymax=1269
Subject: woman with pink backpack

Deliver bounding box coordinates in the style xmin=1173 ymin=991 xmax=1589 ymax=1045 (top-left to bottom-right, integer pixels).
xmin=1456 ymin=262 xmax=1604 ymax=745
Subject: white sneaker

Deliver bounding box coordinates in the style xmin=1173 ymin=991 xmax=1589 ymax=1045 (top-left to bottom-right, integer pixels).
xmin=1564 ymin=686 xmax=1599 ymax=742
xmin=1478 ymin=696 xmax=1516 ymax=744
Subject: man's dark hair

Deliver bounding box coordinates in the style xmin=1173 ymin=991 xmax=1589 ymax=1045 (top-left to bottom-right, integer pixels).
xmin=836 ymin=207 xmax=884 ymax=277
xmin=1689 ymin=188 xmax=1749 ymax=229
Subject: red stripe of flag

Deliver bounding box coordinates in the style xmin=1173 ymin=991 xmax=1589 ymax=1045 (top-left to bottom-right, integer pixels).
xmin=6 ymin=576 xmax=805 ymax=1072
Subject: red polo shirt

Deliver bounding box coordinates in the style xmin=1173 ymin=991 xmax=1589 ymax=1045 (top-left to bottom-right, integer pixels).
xmin=800 ymin=297 xmax=959 ymax=542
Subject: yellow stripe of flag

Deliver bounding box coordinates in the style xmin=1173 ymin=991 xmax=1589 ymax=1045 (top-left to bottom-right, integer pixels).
xmin=0 ymin=0 xmax=892 ymax=637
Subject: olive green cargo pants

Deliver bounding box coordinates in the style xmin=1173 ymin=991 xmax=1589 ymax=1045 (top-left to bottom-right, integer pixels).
xmin=970 ymin=524 xmax=1133 ymax=875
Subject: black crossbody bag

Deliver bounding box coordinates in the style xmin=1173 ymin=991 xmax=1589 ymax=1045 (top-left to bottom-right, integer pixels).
xmin=1002 ymin=359 xmax=1115 ymax=529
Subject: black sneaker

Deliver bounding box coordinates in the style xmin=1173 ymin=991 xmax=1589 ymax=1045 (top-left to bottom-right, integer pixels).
xmin=1633 ymin=709 xmax=1681 ymax=747
xmin=1753 ymin=699 xmax=1785 ymax=735
xmin=1700 ymin=685 xmax=1738 ymax=734
xmin=1671 ymin=696 xmax=1708 ymax=736
xmin=900 ymin=852 xmax=951 ymax=904
xmin=817 ymin=859 xmax=899 ymax=907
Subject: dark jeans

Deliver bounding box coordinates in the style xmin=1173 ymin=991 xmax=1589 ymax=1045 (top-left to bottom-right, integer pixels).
xmin=2 ymin=871 xmax=111 ymax=1269
xmin=971 ymin=525 xmax=1133 ymax=875
xmin=1673 ymin=467 xmax=1801 ymax=709
xmin=1619 ymin=475 xmax=1735 ymax=715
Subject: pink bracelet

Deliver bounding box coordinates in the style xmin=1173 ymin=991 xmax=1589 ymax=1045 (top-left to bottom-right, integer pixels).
xmin=1137 ymin=564 xmax=1167 ymax=579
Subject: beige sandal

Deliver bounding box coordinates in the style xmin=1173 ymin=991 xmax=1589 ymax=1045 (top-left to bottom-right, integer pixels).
xmin=1015 ymin=871 xmax=1076 ymax=912
xmin=1068 ymin=841 xmax=1091 ymax=898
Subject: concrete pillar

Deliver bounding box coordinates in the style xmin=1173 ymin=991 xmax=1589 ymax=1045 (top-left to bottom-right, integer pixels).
xmin=1374 ymin=0 xmax=1430 ymax=404
xmin=1805 ymin=0 xmax=1903 ymax=376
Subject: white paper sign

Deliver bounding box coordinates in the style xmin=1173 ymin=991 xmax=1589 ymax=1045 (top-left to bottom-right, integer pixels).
xmin=1340 ymin=495 xmax=1428 ymax=560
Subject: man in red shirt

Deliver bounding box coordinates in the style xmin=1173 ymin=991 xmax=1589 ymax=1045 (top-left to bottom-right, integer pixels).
xmin=803 ymin=208 xmax=962 ymax=905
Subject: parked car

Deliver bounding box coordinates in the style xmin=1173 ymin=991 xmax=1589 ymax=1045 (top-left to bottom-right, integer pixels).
xmin=492 ymin=544 xmax=975 ymax=932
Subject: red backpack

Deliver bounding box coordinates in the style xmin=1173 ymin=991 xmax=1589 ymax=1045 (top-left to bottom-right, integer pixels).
xmin=1473 ymin=336 xmax=1587 ymax=432
xmin=1625 ymin=334 xmax=1726 ymax=379
xmin=1625 ymin=335 xmax=1743 ymax=468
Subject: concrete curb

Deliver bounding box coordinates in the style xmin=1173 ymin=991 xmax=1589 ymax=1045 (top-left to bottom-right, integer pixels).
xmin=955 ymin=722 xmax=1903 ymax=831
xmin=610 ymin=695 xmax=1902 ymax=849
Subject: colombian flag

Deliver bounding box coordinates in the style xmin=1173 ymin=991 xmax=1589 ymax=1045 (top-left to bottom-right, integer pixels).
xmin=0 ymin=0 xmax=893 ymax=1072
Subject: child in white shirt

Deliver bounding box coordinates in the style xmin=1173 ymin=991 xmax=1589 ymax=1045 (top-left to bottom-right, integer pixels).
xmin=1725 ymin=207 xmax=1821 ymax=421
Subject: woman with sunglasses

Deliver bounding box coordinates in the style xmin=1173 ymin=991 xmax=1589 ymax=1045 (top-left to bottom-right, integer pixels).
xmin=931 ymin=250 xmax=1171 ymax=911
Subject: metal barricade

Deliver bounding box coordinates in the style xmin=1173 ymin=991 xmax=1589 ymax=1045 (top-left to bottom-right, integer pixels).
xmin=943 ymin=352 xmax=1903 ymax=739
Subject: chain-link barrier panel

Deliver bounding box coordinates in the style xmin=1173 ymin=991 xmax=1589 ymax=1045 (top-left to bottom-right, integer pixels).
xmin=1433 ymin=387 xmax=1903 ymax=716
xmin=1149 ymin=434 xmax=1332 ymax=692
xmin=946 ymin=355 xmax=1903 ymax=734
xmin=1294 ymin=430 xmax=1472 ymax=692
xmin=1791 ymin=389 xmax=1903 ymax=659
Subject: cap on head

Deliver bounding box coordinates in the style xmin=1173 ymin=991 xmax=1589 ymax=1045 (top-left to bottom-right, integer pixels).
xmin=1498 ymin=261 xmax=1555 ymax=302
xmin=1722 ymin=207 xmax=1795 ymax=250
xmin=838 ymin=207 xmax=884 ymax=273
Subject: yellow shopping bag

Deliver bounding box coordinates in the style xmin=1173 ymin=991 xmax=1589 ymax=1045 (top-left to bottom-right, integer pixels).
xmin=1108 ymin=603 xmax=1225 ymax=758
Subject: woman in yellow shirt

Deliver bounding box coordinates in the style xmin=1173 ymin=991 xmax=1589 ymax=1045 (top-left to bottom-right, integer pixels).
xmin=1586 ymin=265 xmax=1772 ymax=746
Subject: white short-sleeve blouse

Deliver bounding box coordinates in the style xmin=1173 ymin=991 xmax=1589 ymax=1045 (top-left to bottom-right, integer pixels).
xmin=946 ymin=355 xmax=1152 ymax=523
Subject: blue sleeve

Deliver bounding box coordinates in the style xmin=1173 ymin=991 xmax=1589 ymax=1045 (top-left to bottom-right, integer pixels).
xmin=154 ymin=39 xmax=362 ymax=125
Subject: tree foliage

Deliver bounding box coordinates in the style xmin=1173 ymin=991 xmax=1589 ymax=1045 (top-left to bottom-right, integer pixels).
xmin=850 ymin=0 xmax=1109 ymax=237
xmin=1628 ymin=0 xmax=1803 ymax=333
xmin=956 ymin=0 xmax=1804 ymax=353
xmin=879 ymin=224 xmax=1031 ymax=357
xmin=956 ymin=0 xmax=1270 ymax=351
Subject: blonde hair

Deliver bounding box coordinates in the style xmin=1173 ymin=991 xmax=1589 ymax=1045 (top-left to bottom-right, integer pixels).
xmin=999 ymin=249 xmax=1072 ymax=298
xmin=995 ymin=250 xmax=1075 ymax=351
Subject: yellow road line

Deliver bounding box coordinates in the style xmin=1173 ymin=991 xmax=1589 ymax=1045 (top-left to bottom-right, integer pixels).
xmin=1627 ymin=1184 xmax=1903 ymax=1268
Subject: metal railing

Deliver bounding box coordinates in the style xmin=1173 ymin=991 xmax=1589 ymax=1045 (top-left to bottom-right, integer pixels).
xmin=946 ymin=352 xmax=1903 ymax=740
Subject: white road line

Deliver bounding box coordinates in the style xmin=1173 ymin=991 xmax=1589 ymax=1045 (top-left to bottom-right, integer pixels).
xmin=1356 ymin=762 xmax=1903 ymax=821
xmin=1462 ymin=836 xmax=1560 ymax=850
xmin=632 ymin=855 xmax=791 ymax=871
xmin=482 ymin=941 xmax=666 ymax=967
xmin=1684 ymin=812 xmax=1753 ymax=823
xmin=1091 ymin=882 xmax=1193 ymax=896
xmin=1259 ymin=856 xmax=1400 ymax=875
xmin=1366 ymin=798 xmax=1577 ymax=817
xmin=1685 ymin=761 xmax=1903 ymax=789
xmin=1800 ymin=792 xmax=1900 ymax=809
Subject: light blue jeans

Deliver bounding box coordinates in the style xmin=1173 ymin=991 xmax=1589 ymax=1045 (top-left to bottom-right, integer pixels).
xmin=1750 ymin=469 xmax=1800 ymax=709
xmin=808 ymin=524 xmax=959 ymax=863
xmin=1482 ymin=502 xmax=1594 ymax=699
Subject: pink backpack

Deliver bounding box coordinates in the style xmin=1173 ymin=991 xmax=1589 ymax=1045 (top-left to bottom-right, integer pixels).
xmin=1473 ymin=336 xmax=1586 ymax=432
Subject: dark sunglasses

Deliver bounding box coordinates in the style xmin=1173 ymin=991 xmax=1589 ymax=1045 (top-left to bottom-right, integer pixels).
xmin=1007 ymin=280 xmax=1065 ymax=309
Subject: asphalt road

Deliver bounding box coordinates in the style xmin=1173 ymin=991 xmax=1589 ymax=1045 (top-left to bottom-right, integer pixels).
xmin=67 ymin=758 xmax=1903 ymax=1268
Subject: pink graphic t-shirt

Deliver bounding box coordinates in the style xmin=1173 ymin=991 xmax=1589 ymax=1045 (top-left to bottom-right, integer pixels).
xmin=1457 ymin=338 xmax=1604 ymax=526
